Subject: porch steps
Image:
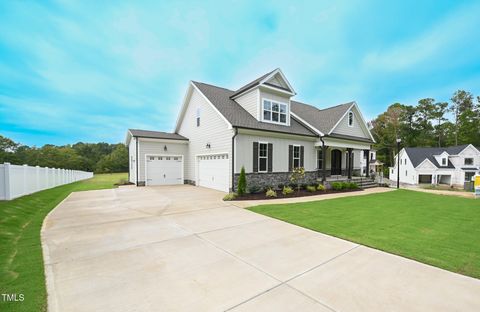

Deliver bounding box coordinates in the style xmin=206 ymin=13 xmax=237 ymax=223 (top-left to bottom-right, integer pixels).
xmin=319 ymin=178 xmax=379 ymax=189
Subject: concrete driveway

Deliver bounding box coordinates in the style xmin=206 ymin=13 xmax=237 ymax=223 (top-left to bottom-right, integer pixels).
xmin=42 ymin=185 xmax=480 ymax=312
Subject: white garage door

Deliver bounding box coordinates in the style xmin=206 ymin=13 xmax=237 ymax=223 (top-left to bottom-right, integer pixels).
xmin=146 ymin=155 xmax=183 ymax=186
xmin=198 ymin=154 xmax=229 ymax=192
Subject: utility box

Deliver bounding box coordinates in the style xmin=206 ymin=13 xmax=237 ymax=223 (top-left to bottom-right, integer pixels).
xmin=475 ymin=175 xmax=480 ymax=199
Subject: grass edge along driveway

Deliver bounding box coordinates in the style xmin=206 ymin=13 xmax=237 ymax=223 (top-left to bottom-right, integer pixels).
xmin=0 ymin=173 xmax=127 ymax=312
xmin=249 ymin=189 xmax=480 ymax=279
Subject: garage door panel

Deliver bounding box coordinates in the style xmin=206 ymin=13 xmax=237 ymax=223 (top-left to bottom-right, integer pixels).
xmin=418 ymin=174 xmax=432 ymax=184
xmin=147 ymin=156 xmax=183 ymax=186
xmin=198 ymin=154 xmax=229 ymax=192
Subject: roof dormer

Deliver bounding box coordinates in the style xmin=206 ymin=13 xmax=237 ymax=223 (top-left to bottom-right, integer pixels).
xmin=232 ymin=68 xmax=295 ymax=126
xmin=434 ymin=151 xmax=450 ymax=167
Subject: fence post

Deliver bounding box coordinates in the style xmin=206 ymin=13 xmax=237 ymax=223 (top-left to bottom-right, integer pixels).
xmin=4 ymin=163 xmax=11 ymax=200
xmin=36 ymin=165 xmax=40 ymax=191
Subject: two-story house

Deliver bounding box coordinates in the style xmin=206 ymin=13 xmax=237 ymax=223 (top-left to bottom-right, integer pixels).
xmin=125 ymin=68 xmax=375 ymax=192
xmin=389 ymin=145 xmax=480 ymax=187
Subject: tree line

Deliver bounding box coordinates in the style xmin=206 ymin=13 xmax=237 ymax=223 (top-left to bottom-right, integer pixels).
xmin=370 ymin=89 xmax=480 ymax=171
xmin=0 ymin=135 xmax=128 ymax=173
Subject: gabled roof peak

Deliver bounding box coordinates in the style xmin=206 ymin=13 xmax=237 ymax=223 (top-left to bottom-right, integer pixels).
xmin=230 ymin=68 xmax=295 ymax=99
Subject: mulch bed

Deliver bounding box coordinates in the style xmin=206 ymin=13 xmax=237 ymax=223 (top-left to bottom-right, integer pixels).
xmin=231 ymin=188 xmax=363 ymax=201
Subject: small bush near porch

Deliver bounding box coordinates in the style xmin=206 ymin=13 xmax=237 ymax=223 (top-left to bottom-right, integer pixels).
xmin=249 ymin=189 xmax=480 ymax=279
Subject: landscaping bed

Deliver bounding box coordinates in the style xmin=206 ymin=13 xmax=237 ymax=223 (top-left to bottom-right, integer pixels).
xmin=230 ymin=188 xmax=363 ymax=200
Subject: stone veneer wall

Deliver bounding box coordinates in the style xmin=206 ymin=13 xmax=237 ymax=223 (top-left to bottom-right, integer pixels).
xmin=233 ymin=171 xmax=318 ymax=190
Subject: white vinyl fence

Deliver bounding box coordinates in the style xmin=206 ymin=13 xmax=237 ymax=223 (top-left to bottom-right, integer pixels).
xmin=0 ymin=163 xmax=93 ymax=200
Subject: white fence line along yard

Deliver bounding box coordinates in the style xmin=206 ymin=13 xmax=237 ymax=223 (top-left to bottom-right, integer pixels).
xmin=0 ymin=163 xmax=93 ymax=200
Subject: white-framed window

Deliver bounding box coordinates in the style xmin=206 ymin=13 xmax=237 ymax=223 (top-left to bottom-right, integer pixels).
xmin=465 ymin=158 xmax=474 ymax=165
xmin=405 ymin=170 xmax=407 ymax=176
xmin=348 ymin=111 xmax=354 ymax=127
xmin=263 ymin=99 xmax=287 ymax=124
xmin=441 ymin=158 xmax=447 ymax=166
xmin=258 ymin=142 xmax=268 ymax=172
xmin=293 ymin=145 xmax=300 ymax=168
xmin=196 ymin=108 xmax=201 ymax=127
xmin=317 ymin=149 xmax=323 ymax=169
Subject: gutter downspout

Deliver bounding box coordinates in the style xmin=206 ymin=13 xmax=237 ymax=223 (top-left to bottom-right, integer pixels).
xmin=135 ymin=137 xmax=139 ymax=186
xmin=231 ymin=127 xmax=238 ymax=192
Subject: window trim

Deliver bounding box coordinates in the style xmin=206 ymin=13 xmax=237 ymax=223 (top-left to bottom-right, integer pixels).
xmin=262 ymin=98 xmax=288 ymax=125
xmin=293 ymin=145 xmax=301 ymax=168
xmin=348 ymin=111 xmax=354 ymax=127
xmin=258 ymin=142 xmax=269 ymax=173
xmin=464 ymin=158 xmax=474 ymax=166
xmin=196 ymin=107 xmax=201 ymax=127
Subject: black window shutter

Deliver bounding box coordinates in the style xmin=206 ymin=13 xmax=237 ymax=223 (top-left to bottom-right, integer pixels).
xmin=300 ymin=146 xmax=304 ymax=167
xmin=267 ymin=143 xmax=273 ymax=172
xmin=288 ymin=145 xmax=293 ymax=171
xmin=253 ymin=142 xmax=258 ymax=172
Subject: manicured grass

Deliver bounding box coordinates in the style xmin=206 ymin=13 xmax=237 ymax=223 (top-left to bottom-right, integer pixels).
xmin=0 ymin=173 xmax=127 ymax=312
xmin=249 ymin=189 xmax=480 ymax=279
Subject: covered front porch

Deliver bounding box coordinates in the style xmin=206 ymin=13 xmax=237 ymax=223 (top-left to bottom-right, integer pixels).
xmin=315 ymin=136 xmax=373 ymax=182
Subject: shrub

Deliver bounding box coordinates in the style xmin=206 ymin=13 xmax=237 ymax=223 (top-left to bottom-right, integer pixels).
xmin=341 ymin=182 xmax=350 ymax=189
xmin=306 ymin=185 xmax=316 ymax=192
xmin=282 ymin=186 xmax=294 ymax=196
xmin=331 ymin=182 xmax=343 ymax=190
xmin=248 ymin=184 xmax=261 ymax=194
xmin=277 ymin=183 xmax=285 ymax=190
xmin=317 ymin=184 xmax=326 ymax=191
xmin=237 ymin=166 xmax=247 ymax=196
xmin=348 ymin=182 xmax=359 ymax=189
xmin=223 ymin=193 xmax=238 ymax=201
xmin=265 ymin=188 xmax=277 ymax=198
xmin=300 ymin=183 xmax=309 ymax=190
xmin=290 ymin=167 xmax=305 ymax=192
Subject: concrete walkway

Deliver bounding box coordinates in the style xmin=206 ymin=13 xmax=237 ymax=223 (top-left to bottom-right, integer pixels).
xmin=41 ymin=185 xmax=480 ymax=312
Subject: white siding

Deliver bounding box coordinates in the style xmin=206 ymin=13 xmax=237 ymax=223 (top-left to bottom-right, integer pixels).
xmin=178 ymin=87 xmax=233 ymax=187
xmin=235 ymin=89 xmax=259 ymax=119
xmin=266 ymin=73 xmax=289 ymax=89
xmin=137 ymin=139 xmax=188 ymax=183
xmin=390 ymin=149 xmax=417 ymax=184
xmin=235 ymin=133 xmax=316 ymax=173
xmin=128 ymin=138 xmax=137 ymax=183
xmin=331 ymin=107 xmax=371 ymax=139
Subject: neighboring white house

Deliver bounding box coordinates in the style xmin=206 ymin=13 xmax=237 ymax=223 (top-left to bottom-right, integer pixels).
xmin=389 ymin=144 xmax=480 ymax=187
xmin=360 ymin=149 xmax=383 ymax=176
xmin=125 ymin=68 xmax=376 ymax=192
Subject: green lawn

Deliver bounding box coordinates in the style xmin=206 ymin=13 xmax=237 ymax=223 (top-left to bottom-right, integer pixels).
xmin=249 ymin=189 xmax=480 ymax=279
xmin=0 ymin=173 xmax=127 ymax=312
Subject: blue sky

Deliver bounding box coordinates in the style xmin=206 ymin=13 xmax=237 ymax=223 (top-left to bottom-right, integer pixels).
xmin=1 ymin=0 xmax=480 ymax=146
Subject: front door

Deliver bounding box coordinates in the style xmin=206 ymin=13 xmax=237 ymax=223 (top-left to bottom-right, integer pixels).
xmin=331 ymin=149 xmax=342 ymax=175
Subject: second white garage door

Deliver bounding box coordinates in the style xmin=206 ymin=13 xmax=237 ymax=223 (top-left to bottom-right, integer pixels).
xmin=197 ymin=154 xmax=229 ymax=192
xmin=146 ymin=155 xmax=183 ymax=186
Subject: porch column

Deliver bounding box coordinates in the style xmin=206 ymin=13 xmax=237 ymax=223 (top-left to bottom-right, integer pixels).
xmin=322 ymin=145 xmax=327 ymax=183
xmin=365 ymin=149 xmax=370 ymax=177
xmin=347 ymin=148 xmax=353 ymax=179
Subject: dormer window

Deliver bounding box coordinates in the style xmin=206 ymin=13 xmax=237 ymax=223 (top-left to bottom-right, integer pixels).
xmin=348 ymin=111 xmax=354 ymax=127
xmin=263 ymin=99 xmax=287 ymax=124
xmin=441 ymin=158 xmax=447 ymax=166
xmin=465 ymin=158 xmax=473 ymax=165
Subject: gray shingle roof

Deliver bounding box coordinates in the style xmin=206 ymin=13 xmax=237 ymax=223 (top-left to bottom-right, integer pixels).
xmin=129 ymin=129 xmax=188 ymax=140
xmin=192 ymin=81 xmax=318 ymax=137
xmin=229 ymin=69 xmax=277 ymax=98
xmin=404 ymin=145 xmax=471 ymax=168
xmin=291 ymin=101 xmax=353 ymax=135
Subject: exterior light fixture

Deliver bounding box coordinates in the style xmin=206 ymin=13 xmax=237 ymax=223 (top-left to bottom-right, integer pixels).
xmin=206 ymin=143 xmax=211 ymax=149
xmin=164 ymin=145 xmax=168 ymax=152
